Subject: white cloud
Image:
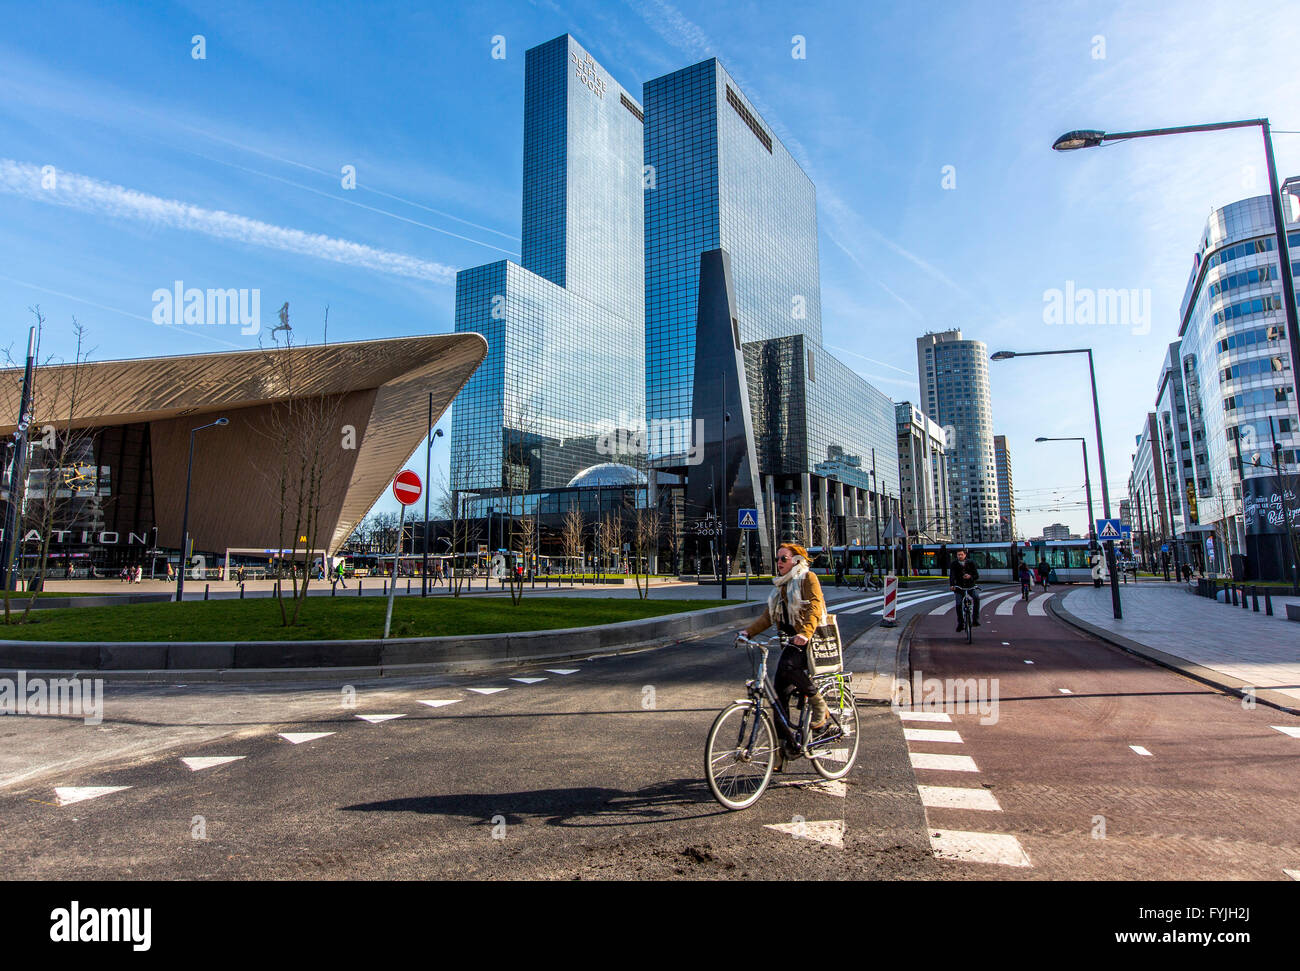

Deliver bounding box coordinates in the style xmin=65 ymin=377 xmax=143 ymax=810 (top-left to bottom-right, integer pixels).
xmin=0 ymin=159 xmax=458 ymax=285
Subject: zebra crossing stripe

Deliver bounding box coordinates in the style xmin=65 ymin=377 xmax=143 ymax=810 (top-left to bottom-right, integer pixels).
xmin=898 ymin=710 xmax=952 ymax=723
xmin=910 ymin=752 xmax=979 ymax=772
xmin=1028 ymin=593 xmax=1051 ymax=616
xmin=904 ymin=728 xmax=963 ymax=744
xmin=930 ymin=829 xmax=1031 ymax=867
xmin=917 ymin=785 xmax=1002 ymax=811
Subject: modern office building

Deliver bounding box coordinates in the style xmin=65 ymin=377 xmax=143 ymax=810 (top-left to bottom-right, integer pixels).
xmin=896 ymin=402 xmax=951 ymax=543
xmin=452 ymin=35 xmax=646 ymax=498
xmin=916 ymin=330 xmax=1001 ymax=543
xmin=449 ymin=36 xmax=900 ymax=572
xmin=643 ymin=57 xmax=899 ymax=567
xmin=0 ymin=335 xmax=486 ymax=577
xmin=1042 ymin=523 xmax=1073 ymax=541
xmin=1125 ymin=184 xmax=1300 ymax=578
xmin=1128 ymin=411 xmax=1171 ymax=569
xmin=993 ymin=434 xmax=1016 ymax=541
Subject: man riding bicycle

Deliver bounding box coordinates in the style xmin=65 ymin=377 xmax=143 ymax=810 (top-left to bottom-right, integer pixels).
xmin=738 ymin=543 xmax=830 ymax=764
xmin=949 ymin=548 xmax=980 ymax=632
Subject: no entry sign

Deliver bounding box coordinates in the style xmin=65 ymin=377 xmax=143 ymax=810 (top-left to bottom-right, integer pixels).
xmin=392 ymin=469 xmax=422 ymax=506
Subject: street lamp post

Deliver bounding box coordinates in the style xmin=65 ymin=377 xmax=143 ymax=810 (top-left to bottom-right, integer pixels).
xmin=422 ymin=409 xmax=444 ymax=597
xmin=992 ymin=348 xmax=1121 ymax=618
xmin=1052 ymin=120 xmax=1300 ymax=436
xmin=1036 ymin=435 xmax=1098 ymax=577
xmin=175 ymin=418 xmax=228 ymax=603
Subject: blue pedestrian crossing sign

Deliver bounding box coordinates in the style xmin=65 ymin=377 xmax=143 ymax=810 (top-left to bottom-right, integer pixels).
xmin=737 ymin=508 xmax=758 ymax=530
xmin=1095 ymin=518 xmax=1123 ymax=541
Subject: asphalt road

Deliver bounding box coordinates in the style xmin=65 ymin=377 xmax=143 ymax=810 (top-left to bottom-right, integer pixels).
xmin=3 ymin=588 xmax=958 ymax=880
xmin=10 ymin=583 xmax=1296 ymax=880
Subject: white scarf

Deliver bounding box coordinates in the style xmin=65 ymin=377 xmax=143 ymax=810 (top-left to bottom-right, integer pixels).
xmin=767 ymin=558 xmax=809 ymax=628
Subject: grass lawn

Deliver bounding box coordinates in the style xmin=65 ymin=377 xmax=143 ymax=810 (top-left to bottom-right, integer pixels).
xmin=0 ymin=596 xmax=742 ymax=642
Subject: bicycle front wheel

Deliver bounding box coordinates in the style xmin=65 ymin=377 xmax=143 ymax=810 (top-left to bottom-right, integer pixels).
xmin=965 ymin=602 xmax=974 ymax=643
xmin=811 ymin=677 xmax=859 ymax=780
xmin=705 ymin=701 xmax=777 ymax=810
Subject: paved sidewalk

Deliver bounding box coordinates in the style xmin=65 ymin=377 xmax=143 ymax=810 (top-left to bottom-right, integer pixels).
xmin=1055 ymin=584 xmax=1300 ymax=710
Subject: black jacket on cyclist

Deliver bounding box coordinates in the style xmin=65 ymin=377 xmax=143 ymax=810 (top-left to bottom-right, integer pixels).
xmin=949 ymin=560 xmax=979 ymax=588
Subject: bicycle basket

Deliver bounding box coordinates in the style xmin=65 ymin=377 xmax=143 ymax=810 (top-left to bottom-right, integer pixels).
xmin=805 ymin=615 xmax=843 ymax=677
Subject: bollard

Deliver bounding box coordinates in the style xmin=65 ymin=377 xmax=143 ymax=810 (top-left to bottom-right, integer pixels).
xmin=204 ymin=583 xmax=210 ymax=601
xmin=1242 ymin=584 xmax=1249 ymax=609
xmin=383 ymin=580 xmax=387 ymax=595
xmin=1252 ymin=586 xmax=1260 ymax=612
xmin=1265 ymin=589 xmax=1274 ymax=616
xmin=331 ymin=582 xmax=336 ymax=597
xmin=240 ymin=582 xmax=245 ymax=600
xmin=358 ymin=580 xmax=363 ymax=597
xmin=407 ymin=578 xmax=411 ymax=594
xmin=1227 ymin=583 xmax=1236 ymax=606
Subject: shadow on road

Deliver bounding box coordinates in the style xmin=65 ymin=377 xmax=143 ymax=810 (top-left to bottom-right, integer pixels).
xmin=341 ymin=777 xmax=727 ymax=827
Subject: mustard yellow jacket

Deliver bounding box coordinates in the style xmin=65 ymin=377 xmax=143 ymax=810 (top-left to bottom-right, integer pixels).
xmin=743 ymin=570 xmax=825 ymax=640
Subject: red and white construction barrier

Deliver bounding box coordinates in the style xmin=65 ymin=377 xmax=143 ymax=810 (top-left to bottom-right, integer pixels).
xmin=881 ymin=574 xmax=898 ymax=627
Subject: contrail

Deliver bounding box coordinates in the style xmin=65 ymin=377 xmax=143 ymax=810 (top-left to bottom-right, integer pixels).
xmin=0 ymin=159 xmax=458 ymax=285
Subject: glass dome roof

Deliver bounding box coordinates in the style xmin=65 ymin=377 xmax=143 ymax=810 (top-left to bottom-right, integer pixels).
xmin=565 ymin=462 xmax=648 ymax=489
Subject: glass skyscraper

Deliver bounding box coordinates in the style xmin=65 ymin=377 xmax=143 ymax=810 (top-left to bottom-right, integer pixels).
xmin=453 ymin=35 xmax=644 ymax=494
xmin=644 ymin=59 xmax=898 ymax=558
xmin=451 ymin=37 xmax=902 ymax=568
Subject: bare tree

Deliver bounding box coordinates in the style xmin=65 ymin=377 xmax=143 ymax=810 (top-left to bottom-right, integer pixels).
xmin=3 ymin=310 xmax=96 ymax=625
xmin=561 ymin=504 xmax=585 ymax=581
xmin=250 ymin=305 xmax=352 ymax=626
xmin=629 ymin=502 xmax=661 ymax=599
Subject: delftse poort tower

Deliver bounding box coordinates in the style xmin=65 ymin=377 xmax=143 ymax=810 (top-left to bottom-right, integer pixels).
xmin=453 ymin=34 xmax=900 ymax=572
xmin=452 ymin=35 xmax=645 ymax=502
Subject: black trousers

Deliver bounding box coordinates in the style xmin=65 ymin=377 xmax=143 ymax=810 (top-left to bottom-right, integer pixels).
xmin=773 ymin=643 xmax=817 ymax=742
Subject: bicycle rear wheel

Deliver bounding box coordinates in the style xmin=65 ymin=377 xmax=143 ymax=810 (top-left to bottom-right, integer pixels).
xmin=810 ymin=677 xmax=859 ymax=780
xmin=705 ymin=701 xmax=777 ymax=810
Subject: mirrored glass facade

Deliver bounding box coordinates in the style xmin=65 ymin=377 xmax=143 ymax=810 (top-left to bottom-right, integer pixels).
xmin=454 ymin=35 xmax=644 ymax=495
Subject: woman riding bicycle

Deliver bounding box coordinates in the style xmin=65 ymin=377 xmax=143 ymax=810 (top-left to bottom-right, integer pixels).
xmin=1017 ymin=559 xmax=1033 ymax=599
xmin=738 ymin=543 xmax=831 ymax=759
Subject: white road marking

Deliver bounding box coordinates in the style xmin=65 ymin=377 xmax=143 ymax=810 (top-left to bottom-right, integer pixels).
xmin=1023 ymin=660 xmax=1034 ymax=664
xmin=917 ymin=785 xmax=1002 ymax=811
xmin=467 ymin=687 xmax=507 ymax=695
xmin=1271 ymin=725 xmax=1300 ymax=739
xmin=1284 ymin=869 xmax=1300 ymax=881
xmin=930 ymin=829 xmax=1031 ymax=867
xmin=1059 ymin=688 xmax=1072 ymax=694
xmin=772 ymin=779 xmax=847 ymax=797
xmin=356 ymin=714 xmax=406 ymax=723
xmin=995 ymin=597 xmax=1021 ymax=615
xmin=1028 ymin=592 xmax=1051 ymax=616
xmin=54 ymin=786 xmax=130 ymax=806
xmin=279 ymin=732 xmax=335 ymax=745
xmin=904 ymin=728 xmax=963 ymax=744
xmin=418 ymin=699 xmax=460 ymax=708
xmin=1130 ymin=745 xmax=1153 ymax=757
xmin=180 ymin=756 xmax=245 ymax=772
xmin=910 ymin=752 xmax=979 ymax=772
xmin=511 ymin=677 xmax=547 ymax=684
xmin=898 ymin=711 xmax=952 ymax=723
xmin=545 ymin=669 xmax=579 ymax=675
xmin=931 ymin=601 xmax=956 ymax=616
xmin=850 ymin=590 xmax=953 ymax=616
xmin=1001 ymin=641 xmax=1010 ymax=645
xmin=763 ymin=818 xmax=845 ymax=847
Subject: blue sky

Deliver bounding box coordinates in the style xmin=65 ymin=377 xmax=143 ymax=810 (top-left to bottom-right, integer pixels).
xmin=4 ymin=0 xmax=1300 ymax=538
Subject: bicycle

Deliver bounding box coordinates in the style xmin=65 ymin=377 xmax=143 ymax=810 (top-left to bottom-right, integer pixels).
xmin=704 ymin=633 xmax=860 ymax=811
xmin=1020 ymin=578 xmax=1031 ymax=601
xmin=954 ymin=585 xmax=982 ymax=643
xmin=846 ymin=574 xmax=882 ymax=592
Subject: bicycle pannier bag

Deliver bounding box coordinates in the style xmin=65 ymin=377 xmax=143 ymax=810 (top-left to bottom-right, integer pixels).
xmin=805 ymin=614 xmax=843 ymax=676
